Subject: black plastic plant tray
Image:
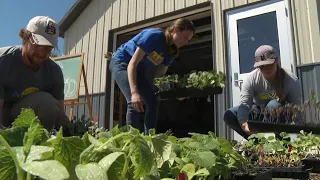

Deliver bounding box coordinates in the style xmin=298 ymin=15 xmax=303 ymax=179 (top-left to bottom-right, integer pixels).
xmin=302 ymin=158 xmax=320 ymax=173
xmin=230 ymin=167 xmax=272 ymax=180
xmin=268 ymin=167 xmax=310 ymax=179
xmin=156 ymin=87 xmax=222 ymax=100
xmin=247 ymin=121 xmax=320 ymax=134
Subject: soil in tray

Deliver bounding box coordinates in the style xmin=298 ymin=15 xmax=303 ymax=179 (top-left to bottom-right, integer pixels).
xmin=230 ymin=168 xmax=272 ymax=180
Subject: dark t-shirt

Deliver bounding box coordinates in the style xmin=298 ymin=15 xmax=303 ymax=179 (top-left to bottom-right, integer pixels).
xmin=0 ymin=46 xmax=64 ymax=105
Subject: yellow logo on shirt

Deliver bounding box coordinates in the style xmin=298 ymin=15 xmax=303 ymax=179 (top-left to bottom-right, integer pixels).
xmin=21 ymin=87 xmax=39 ymax=96
xmin=146 ymin=51 xmax=164 ymax=65
xmin=258 ymin=90 xmax=276 ymax=101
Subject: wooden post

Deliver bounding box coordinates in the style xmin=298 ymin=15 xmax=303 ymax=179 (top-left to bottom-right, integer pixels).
xmin=81 ymin=64 xmax=93 ymax=121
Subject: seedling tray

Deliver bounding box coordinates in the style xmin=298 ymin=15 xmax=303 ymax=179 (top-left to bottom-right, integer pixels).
xmin=302 ymin=158 xmax=320 ymax=173
xmin=156 ymin=87 xmax=222 ymax=100
xmin=247 ymin=121 xmax=320 ymax=134
xmin=268 ymin=167 xmax=310 ymax=179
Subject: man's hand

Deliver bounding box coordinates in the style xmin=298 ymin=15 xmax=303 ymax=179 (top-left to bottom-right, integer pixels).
xmin=240 ymin=121 xmax=257 ymax=135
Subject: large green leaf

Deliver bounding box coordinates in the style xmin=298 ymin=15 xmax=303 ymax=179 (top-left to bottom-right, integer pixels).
xmin=98 ymin=152 xmax=125 ymax=180
xmin=181 ymin=163 xmax=195 ymax=180
xmin=48 ymin=128 xmax=86 ymax=168
xmin=25 ymin=146 xmax=53 ymax=163
xmin=189 ymin=151 xmax=216 ymax=169
xmin=75 ymin=163 xmax=108 ymax=180
xmin=20 ymin=160 xmax=69 ymax=180
xmin=0 ymin=126 xmax=28 ymax=146
xmin=151 ymin=134 xmax=172 ymax=168
xmin=0 ymin=147 xmax=16 ymax=180
xmin=11 ymin=108 xmax=37 ymax=128
xmin=23 ymin=118 xmax=49 ymax=154
xmin=130 ymin=135 xmax=154 ymax=180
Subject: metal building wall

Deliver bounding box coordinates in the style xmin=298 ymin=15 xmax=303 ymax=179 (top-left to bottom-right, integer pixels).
xmin=290 ymin=0 xmax=320 ymax=65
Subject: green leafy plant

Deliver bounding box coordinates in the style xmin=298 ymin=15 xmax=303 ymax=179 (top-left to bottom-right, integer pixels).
xmin=154 ymin=70 xmax=225 ymax=92
xmin=0 ymin=108 xmax=248 ymax=180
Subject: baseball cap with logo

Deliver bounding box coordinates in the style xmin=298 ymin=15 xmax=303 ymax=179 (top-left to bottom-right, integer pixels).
xmin=26 ymin=16 xmax=59 ymax=49
xmin=253 ymin=45 xmax=278 ymax=68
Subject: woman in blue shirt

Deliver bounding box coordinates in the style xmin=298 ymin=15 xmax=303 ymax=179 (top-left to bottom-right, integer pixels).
xmin=109 ymin=18 xmax=195 ymax=134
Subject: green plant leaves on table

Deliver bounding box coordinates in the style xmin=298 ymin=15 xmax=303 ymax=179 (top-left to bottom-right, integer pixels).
xmin=0 ymin=147 xmax=17 ymax=180
xmin=47 ymin=128 xmax=86 ymax=168
xmin=130 ymin=135 xmax=154 ymax=180
xmin=76 ymin=163 xmax=108 ymax=180
xmin=20 ymin=160 xmax=69 ymax=180
xmin=98 ymin=152 xmax=125 ymax=180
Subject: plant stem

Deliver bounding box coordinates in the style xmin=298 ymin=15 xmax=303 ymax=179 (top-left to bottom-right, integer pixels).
xmin=0 ymin=135 xmax=24 ymax=180
xmin=27 ymin=173 xmax=31 ymax=180
xmin=97 ymin=132 xmax=130 ymax=152
xmin=121 ymin=153 xmax=130 ymax=179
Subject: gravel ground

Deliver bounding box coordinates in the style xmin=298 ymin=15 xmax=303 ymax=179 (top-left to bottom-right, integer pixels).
xmin=310 ymin=173 xmax=320 ymax=180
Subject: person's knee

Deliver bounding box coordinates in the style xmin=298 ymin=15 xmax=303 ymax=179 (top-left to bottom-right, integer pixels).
xmin=223 ymin=107 xmax=237 ymax=123
xmin=13 ymin=91 xmax=59 ymax=130
xmin=266 ymin=99 xmax=282 ymax=109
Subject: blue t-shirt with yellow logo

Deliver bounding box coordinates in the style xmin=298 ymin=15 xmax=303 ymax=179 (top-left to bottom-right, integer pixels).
xmin=112 ymin=28 xmax=173 ymax=69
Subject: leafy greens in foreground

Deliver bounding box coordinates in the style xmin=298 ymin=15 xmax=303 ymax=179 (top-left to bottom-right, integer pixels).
xmin=0 ymin=108 xmax=248 ymax=180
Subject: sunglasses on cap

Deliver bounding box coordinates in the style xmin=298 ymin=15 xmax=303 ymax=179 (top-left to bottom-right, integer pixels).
xmin=254 ymin=51 xmax=277 ymax=62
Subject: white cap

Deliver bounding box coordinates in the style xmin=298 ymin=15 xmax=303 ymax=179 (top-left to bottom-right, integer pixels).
xmin=26 ymin=16 xmax=59 ymax=49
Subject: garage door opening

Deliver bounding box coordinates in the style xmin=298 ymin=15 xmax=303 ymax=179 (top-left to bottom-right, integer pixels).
xmin=112 ymin=11 xmax=214 ymax=137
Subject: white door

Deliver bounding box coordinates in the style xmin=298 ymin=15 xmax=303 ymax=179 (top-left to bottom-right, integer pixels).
xmin=226 ymin=0 xmax=295 ymax=140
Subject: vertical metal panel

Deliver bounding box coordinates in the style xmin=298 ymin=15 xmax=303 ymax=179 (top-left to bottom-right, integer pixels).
xmin=233 ymin=0 xmax=249 ymax=7
xmin=120 ymin=0 xmax=129 ymax=26
xmin=175 ymin=0 xmax=185 ymax=10
xmin=87 ymin=0 xmax=100 ymax=94
xmin=128 ymin=0 xmax=137 ymax=24
xmin=93 ymin=0 xmax=107 ymax=93
xmin=165 ymin=0 xmax=175 ymax=13
xmin=63 ymin=29 xmax=69 ymax=55
xmin=185 ymin=0 xmax=196 ymax=7
xmin=112 ymin=0 xmax=121 ymax=29
xmin=290 ymin=0 xmax=320 ymax=65
xmin=137 ymin=0 xmax=146 ymax=21
xmin=297 ymin=64 xmax=320 ymax=124
xmin=145 ymin=0 xmax=155 ymax=19
xmin=78 ymin=2 xmax=92 ymax=95
xmin=155 ymin=0 xmax=165 ymax=16
xmin=100 ymin=1 xmax=113 ymax=93
xmin=197 ymin=0 xmax=207 ymax=4
xmin=68 ymin=22 xmax=77 ymax=54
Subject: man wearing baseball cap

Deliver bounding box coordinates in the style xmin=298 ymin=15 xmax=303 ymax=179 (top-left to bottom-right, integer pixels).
xmin=0 ymin=16 xmax=71 ymax=134
xmin=224 ymin=45 xmax=302 ymax=139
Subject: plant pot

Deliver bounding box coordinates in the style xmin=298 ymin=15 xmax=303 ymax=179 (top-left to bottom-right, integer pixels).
xmin=247 ymin=120 xmax=320 ymax=134
xmin=156 ymin=86 xmax=223 ymax=100
xmin=302 ymin=158 xmax=320 ymax=173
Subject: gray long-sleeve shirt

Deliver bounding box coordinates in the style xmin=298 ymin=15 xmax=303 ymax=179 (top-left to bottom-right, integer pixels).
xmin=237 ymin=68 xmax=302 ymax=121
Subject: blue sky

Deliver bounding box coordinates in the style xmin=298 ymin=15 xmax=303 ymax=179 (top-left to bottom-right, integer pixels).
xmin=0 ymin=0 xmax=76 ymax=55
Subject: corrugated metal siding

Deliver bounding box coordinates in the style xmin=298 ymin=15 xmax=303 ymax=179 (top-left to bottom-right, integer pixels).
xmin=297 ymin=64 xmax=320 ymax=124
xmin=290 ymin=0 xmax=320 ymax=65
xmin=64 ymin=0 xmax=209 ymax=95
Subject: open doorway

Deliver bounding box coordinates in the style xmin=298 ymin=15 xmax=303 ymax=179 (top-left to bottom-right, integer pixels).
xmin=112 ymin=11 xmax=214 ymax=137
